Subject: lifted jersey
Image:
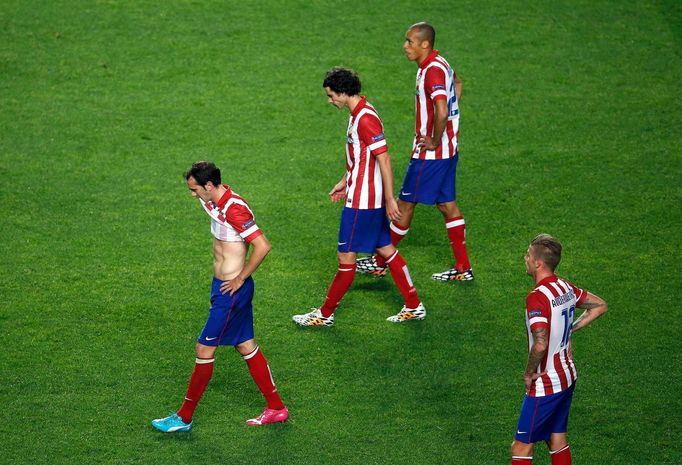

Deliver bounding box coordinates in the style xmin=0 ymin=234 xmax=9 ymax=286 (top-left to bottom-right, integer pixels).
xmin=525 ymin=275 xmax=587 ymax=397
xmin=200 ymin=185 xmax=262 ymax=243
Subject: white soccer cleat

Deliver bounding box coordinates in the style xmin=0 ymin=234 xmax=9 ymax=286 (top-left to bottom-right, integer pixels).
xmin=386 ymin=303 xmax=426 ymax=323
xmin=431 ymin=267 xmax=474 ymax=282
xmin=356 ymin=255 xmax=387 ymax=277
xmin=292 ymin=308 xmax=334 ymax=327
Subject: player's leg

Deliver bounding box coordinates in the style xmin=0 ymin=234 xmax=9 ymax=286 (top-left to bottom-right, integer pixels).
xmin=151 ymin=342 xmax=217 ymax=433
xmin=548 ymin=433 xmax=571 ymax=465
xmin=295 ymin=208 xmax=362 ymax=326
xmin=431 ymin=153 xmax=473 ymax=281
xmin=377 ymin=244 xmax=425 ymax=322
xmin=293 ymin=251 xmax=356 ymax=326
xmin=511 ymin=440 xmax=534 ymax=464
xmin=358 ymin=161 xmax=420 ymax=273
xmin=237 ymin=338 xmax=288 ymax=426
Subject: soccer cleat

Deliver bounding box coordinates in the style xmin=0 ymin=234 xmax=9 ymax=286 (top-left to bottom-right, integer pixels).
xmin=386 ymin=302 xmax=426 ymax=323
xmin=431 ymin=267 xmax=474 ymax=282
xmin=151 ymin=413 xmax=192 ymax=433
xmin=356 ymin=255 xmax=387 ymax=277
xmin=246 ymin=407 xmax=289 ymax=426
xmin=292 ymin=308 xmax=334 ymax=327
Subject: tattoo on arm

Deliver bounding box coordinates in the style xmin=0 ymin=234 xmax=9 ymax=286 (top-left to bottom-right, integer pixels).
xmin=525 ymin=327 xmax=548 ymax=375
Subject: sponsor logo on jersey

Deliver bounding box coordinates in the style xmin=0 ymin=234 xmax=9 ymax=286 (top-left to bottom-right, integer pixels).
xmin=242 ymin=219 xmax=255 ymax=229
xmin=371 ymin=133 xmax=385 ymax=142
xmin=529 ymin=310 xmax=543 ymax=317
xmin=432 ymin=84 xmax=446 ymax=91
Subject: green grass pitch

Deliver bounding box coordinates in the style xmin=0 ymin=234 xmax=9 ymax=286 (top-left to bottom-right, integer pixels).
xmin=1 ymin=1 xmax=680 ymax=464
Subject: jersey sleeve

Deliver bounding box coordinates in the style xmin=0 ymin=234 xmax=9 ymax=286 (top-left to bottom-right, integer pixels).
xmin=567 ymin=281 xmax=588 ymax=306
xmin=424 ymin=66 xmax=448 ymax=102
xmin=223 ymin=203 xmax=262 ymax=243
xmin=526 ymin=291 xmax=550 ymax=330
xmin=357 ymin=113 xmax=388 ymax=156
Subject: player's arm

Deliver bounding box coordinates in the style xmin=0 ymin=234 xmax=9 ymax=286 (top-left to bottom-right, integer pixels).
xmin=221 ymin=234 xmax=271 ymax=296
xmin=376 ymin=152 xmax=401 ymax=222
xmin=454 ymin=72 xmax=462 ymax=102
xmin=329 ymin=176 xmax=347 ymax=202
xmin=523 ymin=326 xmax=548 ymax=392
xmin=572 ymin=292 xmax=608 ymax=332
xmin=418 ymin=99 xmax=448 ymax=151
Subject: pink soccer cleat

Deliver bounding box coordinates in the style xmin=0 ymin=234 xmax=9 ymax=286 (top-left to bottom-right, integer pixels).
xmin=245 ymin=407 xmax=289 ymax=426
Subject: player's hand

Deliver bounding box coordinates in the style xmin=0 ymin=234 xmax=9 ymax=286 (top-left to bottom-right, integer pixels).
xmin=417 ymin=135 xmax=438 ymax=151
xmin=220 ymin=275 xmax=245 ymax=296
xmin=329 ymin=181 xmax=347 ymax=203
xmin=523 ymin=372 xmax=545 ymax=393
xmin=386 ymin=197 xmax=401 ymax=222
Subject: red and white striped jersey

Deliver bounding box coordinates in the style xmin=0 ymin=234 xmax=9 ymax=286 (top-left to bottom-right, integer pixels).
xmin=199 ymin=185 xmax=263 ymax=243
xmin=411 ymin=50 xmax=460 ymax=160
xmin=525 ymin=275 xmax=588 ymax=397
xmin=344 ymin=97 xmax=389 ymax=210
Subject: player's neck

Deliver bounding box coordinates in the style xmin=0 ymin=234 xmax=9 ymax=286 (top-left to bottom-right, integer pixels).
xmin=210 ymin=184 xmax=227 ymax=203
xmin=534 ymin=269 xmax=555 ymax=285
xmin=346 ymin=95 xmax=362 ymax=113
xmin=417 ymin=48 xmax=434 ymax=66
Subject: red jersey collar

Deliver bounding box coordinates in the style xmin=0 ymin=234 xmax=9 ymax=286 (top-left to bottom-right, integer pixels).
xmin=350 ymin=96 xmax=368 ymax=117
xmin=216 ymin=184 xmax=232 ymax=208
xmin=419 ymin=49 xmax=440 ymax=69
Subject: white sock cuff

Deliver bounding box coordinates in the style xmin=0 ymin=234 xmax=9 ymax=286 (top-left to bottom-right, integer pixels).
xmin=390 ymin=222 xmax=409 ymax=235
xmin=385 ymin=250 xmax=399 ymax=264
xmin=242 ymin=345 xmax=260 ymax=361
xmin=195 ymin=357 xmax=215 ymax=364
xmin=550 ymin=445 xmax=569 ymax=455
xmin=445 ymin=218 xmax=465 ymax=229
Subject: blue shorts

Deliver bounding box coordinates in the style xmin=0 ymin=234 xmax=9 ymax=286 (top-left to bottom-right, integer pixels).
xmin=399 ymin=153 xmax=458 ymax=205
xmin=514 ymin=383 xmax=575 ymax=443
xmin=197 ymin=276 xmax=255 ymax=346
xmin=337 ymin=207 xmax=391 ymax=253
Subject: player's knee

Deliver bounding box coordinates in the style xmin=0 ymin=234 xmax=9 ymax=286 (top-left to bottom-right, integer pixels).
xmin=437 ymin=201 xmax=460 ymax=217
xmin=195 ymin=343 xmax=217 ymax=359
xmin=235 ymin=339 xmax=258 ymax=356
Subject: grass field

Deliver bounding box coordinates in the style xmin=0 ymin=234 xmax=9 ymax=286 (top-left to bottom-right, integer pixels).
xmin=1 ymin=1 xmax=680 ymax=464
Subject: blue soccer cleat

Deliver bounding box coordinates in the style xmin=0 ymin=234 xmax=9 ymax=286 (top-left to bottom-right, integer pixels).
xmin=151 ymin=413 xmax=192 ymax=433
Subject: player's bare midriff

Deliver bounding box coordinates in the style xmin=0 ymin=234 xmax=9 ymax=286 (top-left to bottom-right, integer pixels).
xmin=212 ymin=238 xmax=247 ymax=281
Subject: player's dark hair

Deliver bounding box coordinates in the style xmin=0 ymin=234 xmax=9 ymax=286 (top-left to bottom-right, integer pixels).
xmin=409 ymin=22 xmax=436 ymax=47
xmin=323 ymin=67 xmax=361 ymax=96
xmin=530 ymin=234 xmax=562 ymax=272
xmin=184 ymin=161 xmax=221 ymax=187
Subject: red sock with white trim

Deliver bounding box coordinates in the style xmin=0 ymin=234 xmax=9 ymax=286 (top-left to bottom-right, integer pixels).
xmin=550 ymin=445 xmax=571 ymax=465
xmin=376 ymin=222 xmax=409 ymax=267
xmin=445 ymin=216 xmax=471 ymax=271
xmin=177 ymin=357 xmax=215 ymax=423
xmin=511 ymin=456 xmax=532 ymax=464
xmin=385 ymin=250 xmax=421 ymax=308
xmin=244 ymin=346 xmax=285 ymax=410
xmin=320 ymin=263 xmax=356 ymax=317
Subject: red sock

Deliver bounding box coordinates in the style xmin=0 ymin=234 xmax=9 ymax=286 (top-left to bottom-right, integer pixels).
xmin=550 ymin=445 xmax=571 ymax=465
xmin=445 ymin=216 xmax=471 ymax=271
xmin=320 ymin=263 xmax=356 ymax=317
xmin=385 ymin=250 xmax=420 ymax=308
xmin=177 ymin=357 xmax=215 ymax=423
xmin=244 ymin=346 xmax=285 ymax=410
xmin=376 ymin=222 xmax=409 ymax=267
xmin=511 ymin=457 xmax=532 ymax=464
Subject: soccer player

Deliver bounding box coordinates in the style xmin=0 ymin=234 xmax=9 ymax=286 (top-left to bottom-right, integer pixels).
xmin=292 ymin=67 xmax=425 ymax=326
xmin=511 ymin=234 xmax=608 ymax=464
xmin=151 ymin=161 xmax=288 ymax=432
xmin=357 ymin=22 xmax=474 ymax=282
